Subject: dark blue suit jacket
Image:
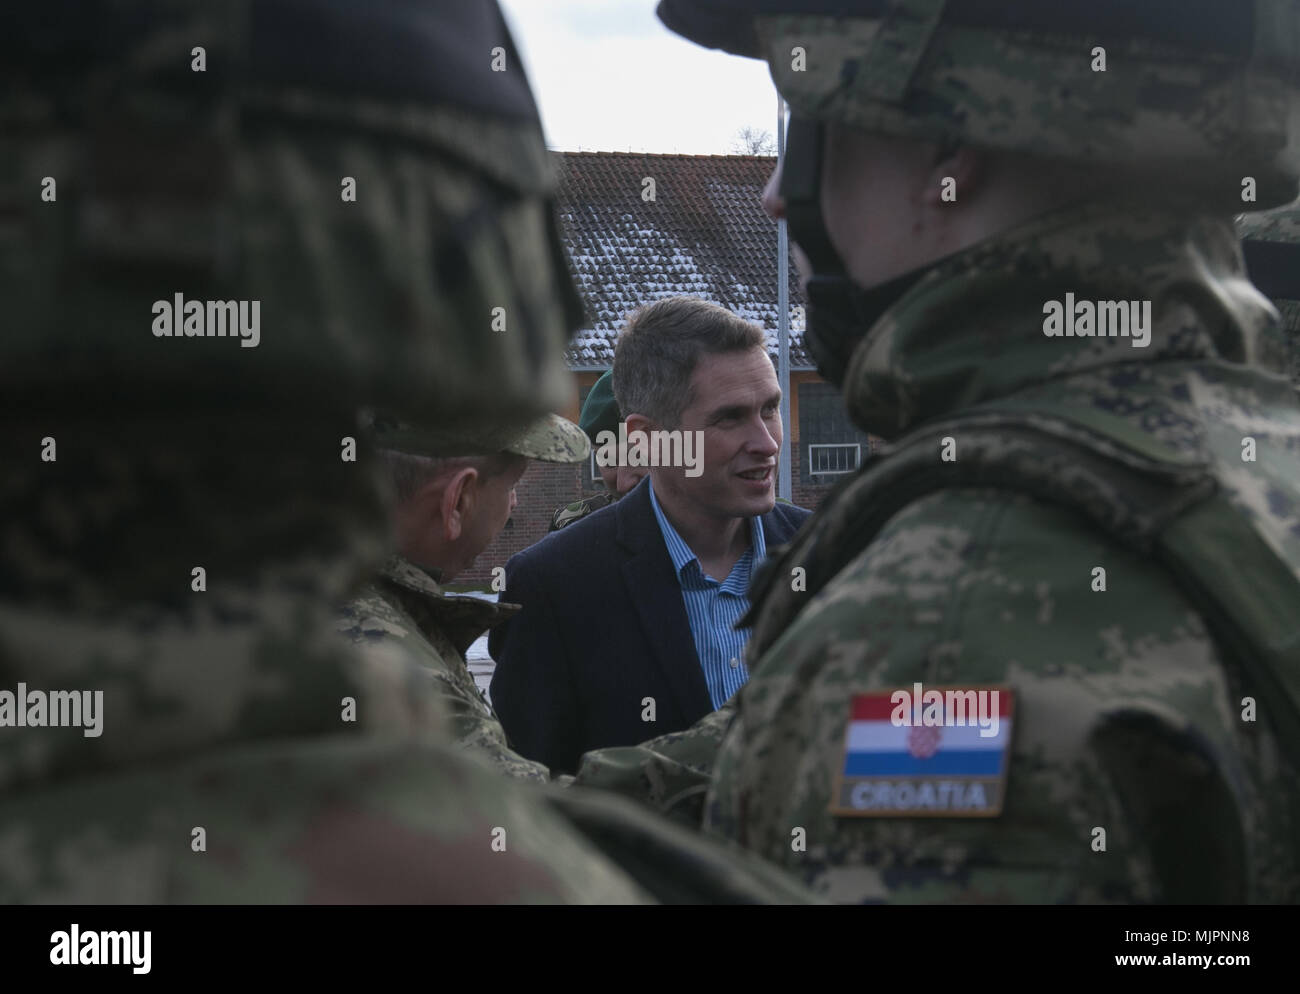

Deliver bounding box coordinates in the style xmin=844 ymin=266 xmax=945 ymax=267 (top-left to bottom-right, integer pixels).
xmin=488 ymin=479 xmax=811 ymax=774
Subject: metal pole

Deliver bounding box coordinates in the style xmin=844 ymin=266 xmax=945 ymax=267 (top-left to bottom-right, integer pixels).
xmin=775 ymin=92 xmax=793 ymax=502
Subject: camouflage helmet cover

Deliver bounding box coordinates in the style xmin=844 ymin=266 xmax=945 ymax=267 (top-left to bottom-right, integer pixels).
xmin=3 ymin=0 xmax=583 ymax=431
xmin=659 ymin=0 xmax=1300 ymax=209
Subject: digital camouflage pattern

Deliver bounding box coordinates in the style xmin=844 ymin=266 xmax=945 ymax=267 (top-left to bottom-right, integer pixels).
xmin=660 ymin=0 xmax=1300 ymax=211
xmin=550 ymin=490 xmax=617 ymax=531
xmin=2 ymin=0 xmax=580 ymax=433
xmin=339 ymin=556 xmax=550 ymax=783
xmin=0 ymin=415 xmax=664 ymax=904
xmin=660 ymin=0 xmax=1300 ymax=902
xmin=537 ymin=776 xmax=821 ymax=903
xmin=705 ymin=202 xmax=1300 ymax=904
xmin=0 ymin=0 xmax=816 ymax=904
xmin=574 ymin=701 xmax=736 ymax=827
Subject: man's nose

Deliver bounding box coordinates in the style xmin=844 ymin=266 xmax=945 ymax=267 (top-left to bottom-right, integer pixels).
xmin=749 ymin=415 xmax=781 ymax=456
xmin=509 ymin=488 xmax=518 ymax=511
xmin=761 ymin=163 xmax=785 ymax=221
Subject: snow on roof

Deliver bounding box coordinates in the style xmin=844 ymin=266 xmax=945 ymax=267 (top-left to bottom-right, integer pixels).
xmin=555 ymin=152 xmax=810 ymax=369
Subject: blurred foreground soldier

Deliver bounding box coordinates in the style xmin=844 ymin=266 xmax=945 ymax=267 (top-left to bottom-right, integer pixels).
xmin=660 ymin=0 xmax=1300 ymax=902
xmin=0 ymin=0 xmax=813 ymax=904
xmin=550 ymin=370 xmax=647 ymax=530
xmin=340 ymin=413 xmax=589 ymax=781
xmin=1239 ymin=203 xmax=1300 ymax=387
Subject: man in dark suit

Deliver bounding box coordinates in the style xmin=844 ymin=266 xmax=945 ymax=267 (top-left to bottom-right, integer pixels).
xmin=490 ymin=297 xmax=811 ymax=774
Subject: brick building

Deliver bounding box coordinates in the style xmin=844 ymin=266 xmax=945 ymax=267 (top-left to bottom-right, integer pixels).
xmin=460 ymin=152 xmax=873 ymax=585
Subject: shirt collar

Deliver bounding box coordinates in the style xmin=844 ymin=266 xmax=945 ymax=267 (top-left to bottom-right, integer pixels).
xmin=648 ymin=478 xmax=765 ymax=580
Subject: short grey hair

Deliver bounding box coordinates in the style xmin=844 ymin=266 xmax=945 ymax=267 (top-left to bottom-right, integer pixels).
xmin=612 ymin=297 xmax=767 ymax=428
xmin=379 ymin=450 xmax=520 ymax=503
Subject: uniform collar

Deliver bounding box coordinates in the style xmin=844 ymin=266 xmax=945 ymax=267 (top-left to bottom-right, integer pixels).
xmin=842 ymin=201 xmax=1282 ymax=439
xmin=376 ymin=555 xmax=519 ymax=655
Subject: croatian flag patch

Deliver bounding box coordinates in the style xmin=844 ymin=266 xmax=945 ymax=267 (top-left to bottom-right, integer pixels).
xmin=830 ymin=684 xmax=1015 ymax=817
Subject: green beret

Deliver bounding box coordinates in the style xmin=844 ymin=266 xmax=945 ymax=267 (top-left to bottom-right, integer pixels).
xmin=579 ymin=370 xmax=622 ymax=442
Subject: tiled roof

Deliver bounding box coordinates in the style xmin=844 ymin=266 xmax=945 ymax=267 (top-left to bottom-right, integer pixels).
xmin=555 ymin=152 xmax=810 ymax=368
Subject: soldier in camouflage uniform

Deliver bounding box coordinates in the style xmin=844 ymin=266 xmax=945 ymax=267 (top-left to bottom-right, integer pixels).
xmin=550 ymin=369 xmax=648 ymax=530
xmin=0 ymin=0 xmax=815 ymax=904
xmin=659 ymin=0 xmax=1300 ymax=902
xmin=340 ymin=413 xmax=589 ymax=782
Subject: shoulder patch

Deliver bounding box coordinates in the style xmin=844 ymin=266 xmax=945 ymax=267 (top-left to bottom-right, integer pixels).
xmin=830 ymin=685 xmax=1015 ymax=818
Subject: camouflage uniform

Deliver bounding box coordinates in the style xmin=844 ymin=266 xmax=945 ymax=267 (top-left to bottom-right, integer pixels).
xmin=0 ymin=0 xmax=815 ymax=904
xmin=339 ymin=556 xmax=550 ymax=782
xmin=660 ymin=0 xmax=1300 ymax=902
xmin=573 ymin=701 xmax=735 ymax=827
xmin=340 ymin=412 xmax=585 ymax=781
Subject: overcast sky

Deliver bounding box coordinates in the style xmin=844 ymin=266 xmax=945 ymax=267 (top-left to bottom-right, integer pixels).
xmin=499 ymin=0 xmax=781 ymax=154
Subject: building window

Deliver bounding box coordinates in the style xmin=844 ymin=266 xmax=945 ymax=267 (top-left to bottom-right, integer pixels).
xmin=808 ymin=443 xmax=860 ymax=475
xmin=798 ymin=381 xmax=873 ymax=484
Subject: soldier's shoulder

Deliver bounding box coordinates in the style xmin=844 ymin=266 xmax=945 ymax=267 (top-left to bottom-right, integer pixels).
xmin=805 ymin=484 xmax=1206 ymax=650
xmin=338 ymin=581 xmax=411 ymax=642
xmin=337 ymin=580 xmax=459 ymax=676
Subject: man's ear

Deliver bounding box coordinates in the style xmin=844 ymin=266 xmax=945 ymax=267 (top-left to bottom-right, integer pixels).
xmin=624 ymin=412 xmax=654 ymax=438
xmin=923 ymin=144 xmax=982 ymax=207
xmin=438 ymin=466 xmax=479 ymax=543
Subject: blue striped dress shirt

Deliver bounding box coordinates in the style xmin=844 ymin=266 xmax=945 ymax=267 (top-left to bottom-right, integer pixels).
xmin=648 ymin=479 xmax=764 ymax=709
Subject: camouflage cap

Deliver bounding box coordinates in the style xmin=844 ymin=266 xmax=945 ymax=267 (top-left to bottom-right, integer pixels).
xmin=659 ymin=0 xmax=1300 ymax=210
xmin=579 ymin=370 xmax=623 ymax=442
xmin=366 ymin=410 xmax=590 ymax=464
